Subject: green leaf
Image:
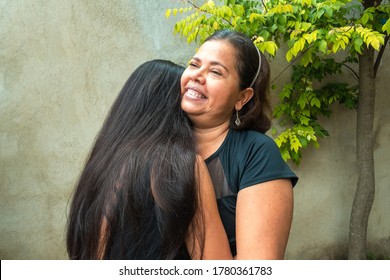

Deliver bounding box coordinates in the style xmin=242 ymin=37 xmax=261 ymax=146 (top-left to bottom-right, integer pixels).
xmin=281 ymin=150 xmax=291 ymax=161
xmin=277 ymin=15 xmax=287 ymax=26
xmin=270 ymin=24 xmax=278 ymax=33
xmin=310 ymin=97 xmax=321 ymax=108
xmin=298 ymin=94 xmax=308 ymax=109
xmin=299 ymin=137 xmax=308 ymax=148
xmin=271 ymin=127 xmax=277 ymax=136
xmin=259 ymin=29 xmax=271 ymax=40
xmin=165 ymin=9 xmax=171 ymax=18
xmin=361 ymin=12 xmax=371 ymax=25
xmin=332 ymin=41 xmax=340 ymax=53
xmin=290 ymin=135 xmax=303 ymax=153
xmin=299 ymin=116 xmax=310 ymax=125
xmin=263 ymin=41 xmax=277 ymax=56
xmin=174 ymin=22 xmax=180 ymax=33
xmin=301 ymin=22 xmax=312 ymax=31
xmin=301 ymin=50 xmax=312 ymax=66
xmin=233 ymin=4 xmax=245 ymax=17
xmin=318 ymin=40 xmax=328 ymax=54
xmin=249 ymin=12 xmax=262 ymax=23
xmin=286 ymin=49 xmax=293 ymax=62
xmin=369 ymin=35 xmax=383 ymax=51
xmin=382 ymin=19 xmax=390 ymax=35
xmin=316 ymin=8 xmax=325 ymax=19
xmin=353 ymin=37 xmax=364 ymax=54
xmin=291 ymin=38 xmax=304 ymax=56
xmin=323 ymin=6 xmax=333 ymax=17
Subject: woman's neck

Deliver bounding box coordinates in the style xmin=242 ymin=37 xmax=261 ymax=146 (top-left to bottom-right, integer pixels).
xmin=193 ymin=122 xmax=230 ymax=160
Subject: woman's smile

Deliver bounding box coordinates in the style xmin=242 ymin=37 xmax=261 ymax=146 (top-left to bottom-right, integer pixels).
xmin=184 ymin=87 xmax=207 ymax=99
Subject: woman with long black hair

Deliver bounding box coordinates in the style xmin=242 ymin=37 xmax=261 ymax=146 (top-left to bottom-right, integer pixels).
xmin=66 ymin=59 xmax=232 ymax=260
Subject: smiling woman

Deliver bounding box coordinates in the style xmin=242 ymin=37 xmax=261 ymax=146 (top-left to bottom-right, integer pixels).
xmin=180 ymin=30 xmax=298 ymax=259
xmin=181 ymin=39 xmax=243 ymax=132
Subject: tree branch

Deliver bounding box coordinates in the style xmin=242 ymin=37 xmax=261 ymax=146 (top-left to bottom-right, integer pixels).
xmin=342 ymin=63 xmax=360 ymax=81
xmin=271 ymin=47 xmax=311 ymax=84
xmin=261 ymin=0 xmax=268 ymax=12
xmin=374 ymin=35 xmax=389 ymax=78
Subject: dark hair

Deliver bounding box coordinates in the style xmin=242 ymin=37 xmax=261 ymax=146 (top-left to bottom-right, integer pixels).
xmin=66 ymin=59 xmax=201 ymax=259
xmin=205 ymin=30 xmax=272 ymax=133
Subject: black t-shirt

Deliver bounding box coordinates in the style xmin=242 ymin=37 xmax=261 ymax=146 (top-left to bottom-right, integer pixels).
xmin=205 ymin=129 xmax=298 ymax=255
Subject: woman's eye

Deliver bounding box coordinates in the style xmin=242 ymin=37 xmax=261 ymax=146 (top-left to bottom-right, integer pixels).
xmin=211 ymin=70 xmax=222 ymax=76
xmin=189 ymin=62 xmax=199 ymax=68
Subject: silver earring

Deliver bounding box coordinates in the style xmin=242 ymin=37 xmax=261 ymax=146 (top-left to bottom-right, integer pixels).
xmin=235 ymin=110 xmax=241 ymax=126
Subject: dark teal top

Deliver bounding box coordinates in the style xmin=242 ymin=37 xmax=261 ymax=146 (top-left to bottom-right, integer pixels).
xmin=205 ymin=129 xmax=298 ymax=255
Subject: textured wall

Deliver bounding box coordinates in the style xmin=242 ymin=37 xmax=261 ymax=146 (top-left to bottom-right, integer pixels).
xmin=0 ymin=0 xmax=389 ymax=259
xmin=0 ymin=0 xmax=194 ymax=259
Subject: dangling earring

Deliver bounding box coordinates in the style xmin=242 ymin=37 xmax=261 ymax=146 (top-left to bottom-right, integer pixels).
xmin=235 ymin=110 xmax=241 ymax=126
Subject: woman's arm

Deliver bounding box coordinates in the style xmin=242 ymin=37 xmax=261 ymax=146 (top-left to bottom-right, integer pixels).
xmin=186 ymin=155 xmax=233 ymax=260
xmin=235 ymin=179 xmax=294 ymax=259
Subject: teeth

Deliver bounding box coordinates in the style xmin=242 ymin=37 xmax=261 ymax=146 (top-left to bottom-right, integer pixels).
xmin=187 ymin=89 xmax=206 ymax=99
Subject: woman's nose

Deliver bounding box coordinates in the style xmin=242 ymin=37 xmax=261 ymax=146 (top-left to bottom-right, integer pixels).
xmin=189 ymin=67 xmax=206 ymax=84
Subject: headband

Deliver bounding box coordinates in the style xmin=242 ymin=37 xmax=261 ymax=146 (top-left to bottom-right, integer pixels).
xmin=249 ymin=47 xmax=262 ymax=88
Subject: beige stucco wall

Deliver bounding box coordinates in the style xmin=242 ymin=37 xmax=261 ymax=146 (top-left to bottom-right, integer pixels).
xmin=0 ymin=0 xmax=389 ymax=259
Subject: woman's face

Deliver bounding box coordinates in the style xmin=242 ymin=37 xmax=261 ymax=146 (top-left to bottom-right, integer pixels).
xmin=180 ymin=40 xmax=242 ymax=128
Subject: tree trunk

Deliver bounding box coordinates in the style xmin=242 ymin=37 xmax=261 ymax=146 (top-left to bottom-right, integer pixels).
xmin=348 ymin=47 xmax=376 ymax=260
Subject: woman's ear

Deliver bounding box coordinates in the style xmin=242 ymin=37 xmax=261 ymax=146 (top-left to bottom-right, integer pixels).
xmin=235 ymin=88 xmax=254 ymax=111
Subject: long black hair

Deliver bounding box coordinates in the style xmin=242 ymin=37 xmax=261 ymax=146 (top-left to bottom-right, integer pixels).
xmin=205 ymin=30 xmax=272 ymax=133
xmin=66 ymin=59 xmax=201 ymax=259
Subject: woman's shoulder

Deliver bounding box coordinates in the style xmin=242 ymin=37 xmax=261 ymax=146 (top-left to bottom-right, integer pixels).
xmin=231 ymin=129 xmax=298 ymax=188
xmin=230 ymin=129 xmax=277 ymax=149
xmin=209 ymin=129 xmax=279 ymax=162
